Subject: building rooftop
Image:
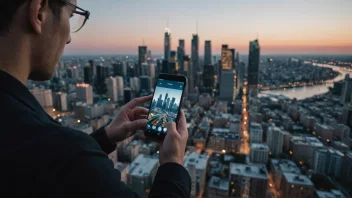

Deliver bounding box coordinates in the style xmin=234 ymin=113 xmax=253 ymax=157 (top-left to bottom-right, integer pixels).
xmin=315 ymin=189 xmax=345 ymax=198
xmin=283 ymin=172 xmax=313 ymax=186
xmin=250 ymin=122 xmax=263 ymax=132
xmin=184 ymin=152 xmax=209 ymax=170
xmin=327 ymin=148 xmax=344 ymax=157
xmin=230 ymin=163 xmax=268 ymax=180
xmin=251 ymin=143 xmax=269 ymax=151
xmin=129 ymin=154 xmax=158 ymax=177
xmin=291 ymin=135 xmax=324 ymax=147
xmin=208 ymin=176 xmax=229 ymax=191
xmin=271 ymin=159 xmax=301 ymax=174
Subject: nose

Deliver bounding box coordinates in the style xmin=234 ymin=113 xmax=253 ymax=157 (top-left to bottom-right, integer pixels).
xmin=66 ymin=35 xmax=72 ymax=44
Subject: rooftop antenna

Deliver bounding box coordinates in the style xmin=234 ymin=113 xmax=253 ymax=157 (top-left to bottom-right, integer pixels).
xmin=142 ymin=38 xmax=145 ymax=46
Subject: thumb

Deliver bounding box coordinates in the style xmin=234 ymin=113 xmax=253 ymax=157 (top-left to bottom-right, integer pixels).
xmin=166 ymin=122 xmax=178 ymax=136
xmin=127 ymin=119 xmax=148 ymax=131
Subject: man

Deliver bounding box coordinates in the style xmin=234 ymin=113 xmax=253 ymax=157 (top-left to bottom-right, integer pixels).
xmin=0 ymin=0 xmax=190 ymax=197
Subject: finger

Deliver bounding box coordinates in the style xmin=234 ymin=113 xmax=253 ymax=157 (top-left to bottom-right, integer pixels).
xmin=137 ymin=115 xmax=148 ymax=119
xmin=166 ymin=122 xmax=179 ymax=138
xmin=132 ymin=107 xmax=149 ymax=119
xmin=177 ymin=110 xmax=188 ymax=139
xmin=127 ymin=119 xmax=148 ymax=131
xmin=126 ymin=95 xmax=153 ymax=109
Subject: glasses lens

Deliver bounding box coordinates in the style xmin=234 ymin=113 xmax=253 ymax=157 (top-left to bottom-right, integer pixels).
xmin=70 ymin=13 xmax=85 ymax=32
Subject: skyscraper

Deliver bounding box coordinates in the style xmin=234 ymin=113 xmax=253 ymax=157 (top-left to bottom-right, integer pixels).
xmin=340 ymin=74 xmax=352 ymax=104
xmin=112 ymin=62 xmax=124 ymax=77
xmin=238 ymin=62 xmax=245 ymax=89
xmin=313 ymin=148 xmax=344 ymax=178
xmin=84 ymin=66 xmax=92 ymax=84
xmin=54 ymin=92 xmax=67 ymax=111
xmin=138 ymin=46 xmax=147 ymax=77
xmin=219 ymin=70 xmax=236 ymax=102
xmin=95 ymin=65 xmax=107 ymax=95
xmin=191 ymin=34 xmax=199 ymax=80
xmin=164 ymin=28 xmax=171 ymax=61
xmin=106 ymin=77 xmax=118 ymax=102
xmin=221 ymin=45 xmax=233 ymax=70
xmin=250 ymin=143 xmax=269 ymax=164
xmin=170 ymin=51 xmax=177 ymax=62
xmin=267 ymin=126 xmax=284 ymax=156
xmin=184 ymin=55 xmax=193 ymax=94
xmin=203 ymin=65 xmax=215 ymax=94
xmin=248 ymin=39 xmax=260 ymax=96
xmin=115 ymin=76 xmax=124 ymax=101
xmin=76 ymin=84 xmax=93 ymax=105
xmin=204 ymin=40 xmax=212 ymax=65
xmin=89 ymin=60 xmax=96 ymax=77
xmin=30 ymin=89 xmax=53 ymax=108
xmin=140 ymin=76 xmax=152 ymax=93
xmin=230 ymin=48 xmax=235 ymax=70
xmin=177 ymin=39 xmax=185 ymax=73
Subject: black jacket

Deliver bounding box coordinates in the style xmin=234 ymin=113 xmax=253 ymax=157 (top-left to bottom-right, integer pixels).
xmin=0 ymin=70 xmax=191 ymax=197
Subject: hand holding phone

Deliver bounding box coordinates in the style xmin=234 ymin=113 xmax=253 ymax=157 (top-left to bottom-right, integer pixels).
xmin=145 ymin=74 xmax=187 ymax=140
xmin=158 ymin=110 xmax=188 ymax=165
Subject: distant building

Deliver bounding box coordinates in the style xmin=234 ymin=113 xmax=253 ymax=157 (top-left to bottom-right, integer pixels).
xmin=340 ymin=74 xmax=352 ymax=104
xmin=112 ymin=62 xmax=124 ymax=77
xmin=183 ymin=152 xmax=209 ymax=197
xmin=280 ymin=172 xmax=314 ymax=198
xmin=247 ymin=39 xmax=260 ymax=96
xmin=177 ymin=39 xmax=185 ymax=73
xmin=250 ymin=122 xmax=263 ymax=143
xmin=290 ymin=135 xmax=324 ymax=166
xmin=340 ymin=152 xmax=352 ymax=183
xmin=250 ymin=143 xmax=269 ymax=164
xmin=76 ymin=84 xmax=93 ymax=105
xmin=124 ymin=88 xmax=134 ymax=104
xmin=54 ymin=92 xmax=67 ymax=111
xmin=269 ymin=159 xmax=301 ymax=190
xmin=127 ymin=154 xmax=158 ymax=197
xmin=313 ymin=147 xmax=344 ymax=178
xmin=331 ymin=141 xmax=350 ymax=153
xmin=198 ymin=93 xmax=212 ymax=109
xmin=204 ymin=40 xmax=212 ymax=65
xmin=106 ymin=77 xmax=118 ymax=102
xmin=123 ymin=141 xmax=139 ymax=162
xmin=219 ymin=70 xmax=236 ymax=103
xmin=183 ymin=55 xmax=194 ymax=94
xmin=140 ymin=76 xmax=152 ymax=93
xmin=203 ymin=64 xmax=215 ymax=94
xmin=315 ymin=189 xmax=346 ymax=198
xmin=30 ymin=89 xmax=53 ymax=107
xmin=191 ymin=34 xmax=199 ymax=85
xmin=164 ymin=28 xmax=171 ymax=61
xmin=141 ymin=63 xmax=155 ymax=78
xmin=83 ymin=66 xmax=92 ymax=84
xmin=315 ymin=123 xmax=334 ymax=142
xmin=115 ymin=76 xmax=124 ymax=101
xmin=209 ymin=128 xmax=240 ymax=153
xmin=267 ymin=126 xmax=284 ymax=156
xmin=208 ymin=176 xmax=229 ymax=198
xmin=129 ymin=77 xmax=141 ymax=92
xmin=221 ymin=45 xmax=232 ymax=71
xmin=229 ymin=163 xmax=268 ymax=198
xmin=237 ymin=62 xmax=245 ymax=89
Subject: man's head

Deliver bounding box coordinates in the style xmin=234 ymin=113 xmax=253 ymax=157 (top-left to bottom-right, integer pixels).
xmin=0 ymin=0 xmax=78 ymax=81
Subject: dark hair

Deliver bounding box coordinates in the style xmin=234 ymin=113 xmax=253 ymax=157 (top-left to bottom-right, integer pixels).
xmin=0 ymin=0 xmax=64 ymax=35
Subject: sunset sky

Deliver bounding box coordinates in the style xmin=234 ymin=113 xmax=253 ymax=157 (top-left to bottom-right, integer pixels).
xmin=64 ymin=0 xmax=352 ymax=55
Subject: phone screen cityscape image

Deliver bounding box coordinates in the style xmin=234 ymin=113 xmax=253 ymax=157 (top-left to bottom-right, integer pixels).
xmin=146 ymin=79 xmax=184 ymax=136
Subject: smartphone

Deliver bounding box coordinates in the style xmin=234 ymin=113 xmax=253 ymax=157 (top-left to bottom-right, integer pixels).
xmin=145 ymin=74 xmax=187 ymax=140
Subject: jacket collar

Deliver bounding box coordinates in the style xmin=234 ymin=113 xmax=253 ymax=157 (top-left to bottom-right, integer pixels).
xmin=0 ymin=70 xmax=59 ymax=124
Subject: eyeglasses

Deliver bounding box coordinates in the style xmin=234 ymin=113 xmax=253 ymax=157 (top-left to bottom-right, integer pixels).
xmin=61 ymin=0 xmax=90 ymax=33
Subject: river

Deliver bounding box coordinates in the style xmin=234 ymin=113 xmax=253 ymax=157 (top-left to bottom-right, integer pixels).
xmin=260 ymin=64 xmax=352 ymax=100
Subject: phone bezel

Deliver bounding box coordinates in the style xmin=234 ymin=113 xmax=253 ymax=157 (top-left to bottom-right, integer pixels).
xmin=144 ymin=73 xmax=187 ymax=140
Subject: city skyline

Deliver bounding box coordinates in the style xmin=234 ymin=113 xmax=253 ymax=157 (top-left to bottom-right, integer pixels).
xmin=64 ymin=0 xmax=352 ymax=55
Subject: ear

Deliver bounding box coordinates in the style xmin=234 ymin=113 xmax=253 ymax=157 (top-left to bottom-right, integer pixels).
xmin=29 ymin=0 xmax=49 ymax=34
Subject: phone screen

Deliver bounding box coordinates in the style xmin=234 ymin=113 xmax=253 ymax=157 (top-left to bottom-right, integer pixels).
xmin=146 ymin=78 xmax=184 ymax=136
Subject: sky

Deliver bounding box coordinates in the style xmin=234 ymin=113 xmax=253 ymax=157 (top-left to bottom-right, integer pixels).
xmin=64 ymin=0 xmax=352 ymax=55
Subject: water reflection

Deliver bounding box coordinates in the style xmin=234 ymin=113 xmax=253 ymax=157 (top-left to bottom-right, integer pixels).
xmin=260 ymin=64 xmax=352 ymax=100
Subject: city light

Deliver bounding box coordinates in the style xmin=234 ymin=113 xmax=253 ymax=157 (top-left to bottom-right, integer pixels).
xmin=222 ymin=150 xmax=226 ymax=153
xmin=53 ymin=108 xmax=56 ymax=112
xmin=77 ymin=120 xmax=81 ymax=123
xmin=290 ymin=151 xmax=293 ymax=155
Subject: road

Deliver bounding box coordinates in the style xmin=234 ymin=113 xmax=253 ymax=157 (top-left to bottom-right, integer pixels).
xmin=240 ymin=83 xmax=250 ymax=155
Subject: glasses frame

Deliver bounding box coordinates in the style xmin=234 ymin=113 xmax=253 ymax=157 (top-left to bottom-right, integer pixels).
xmin=61 ymin=0 xmax=90 ymax=32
